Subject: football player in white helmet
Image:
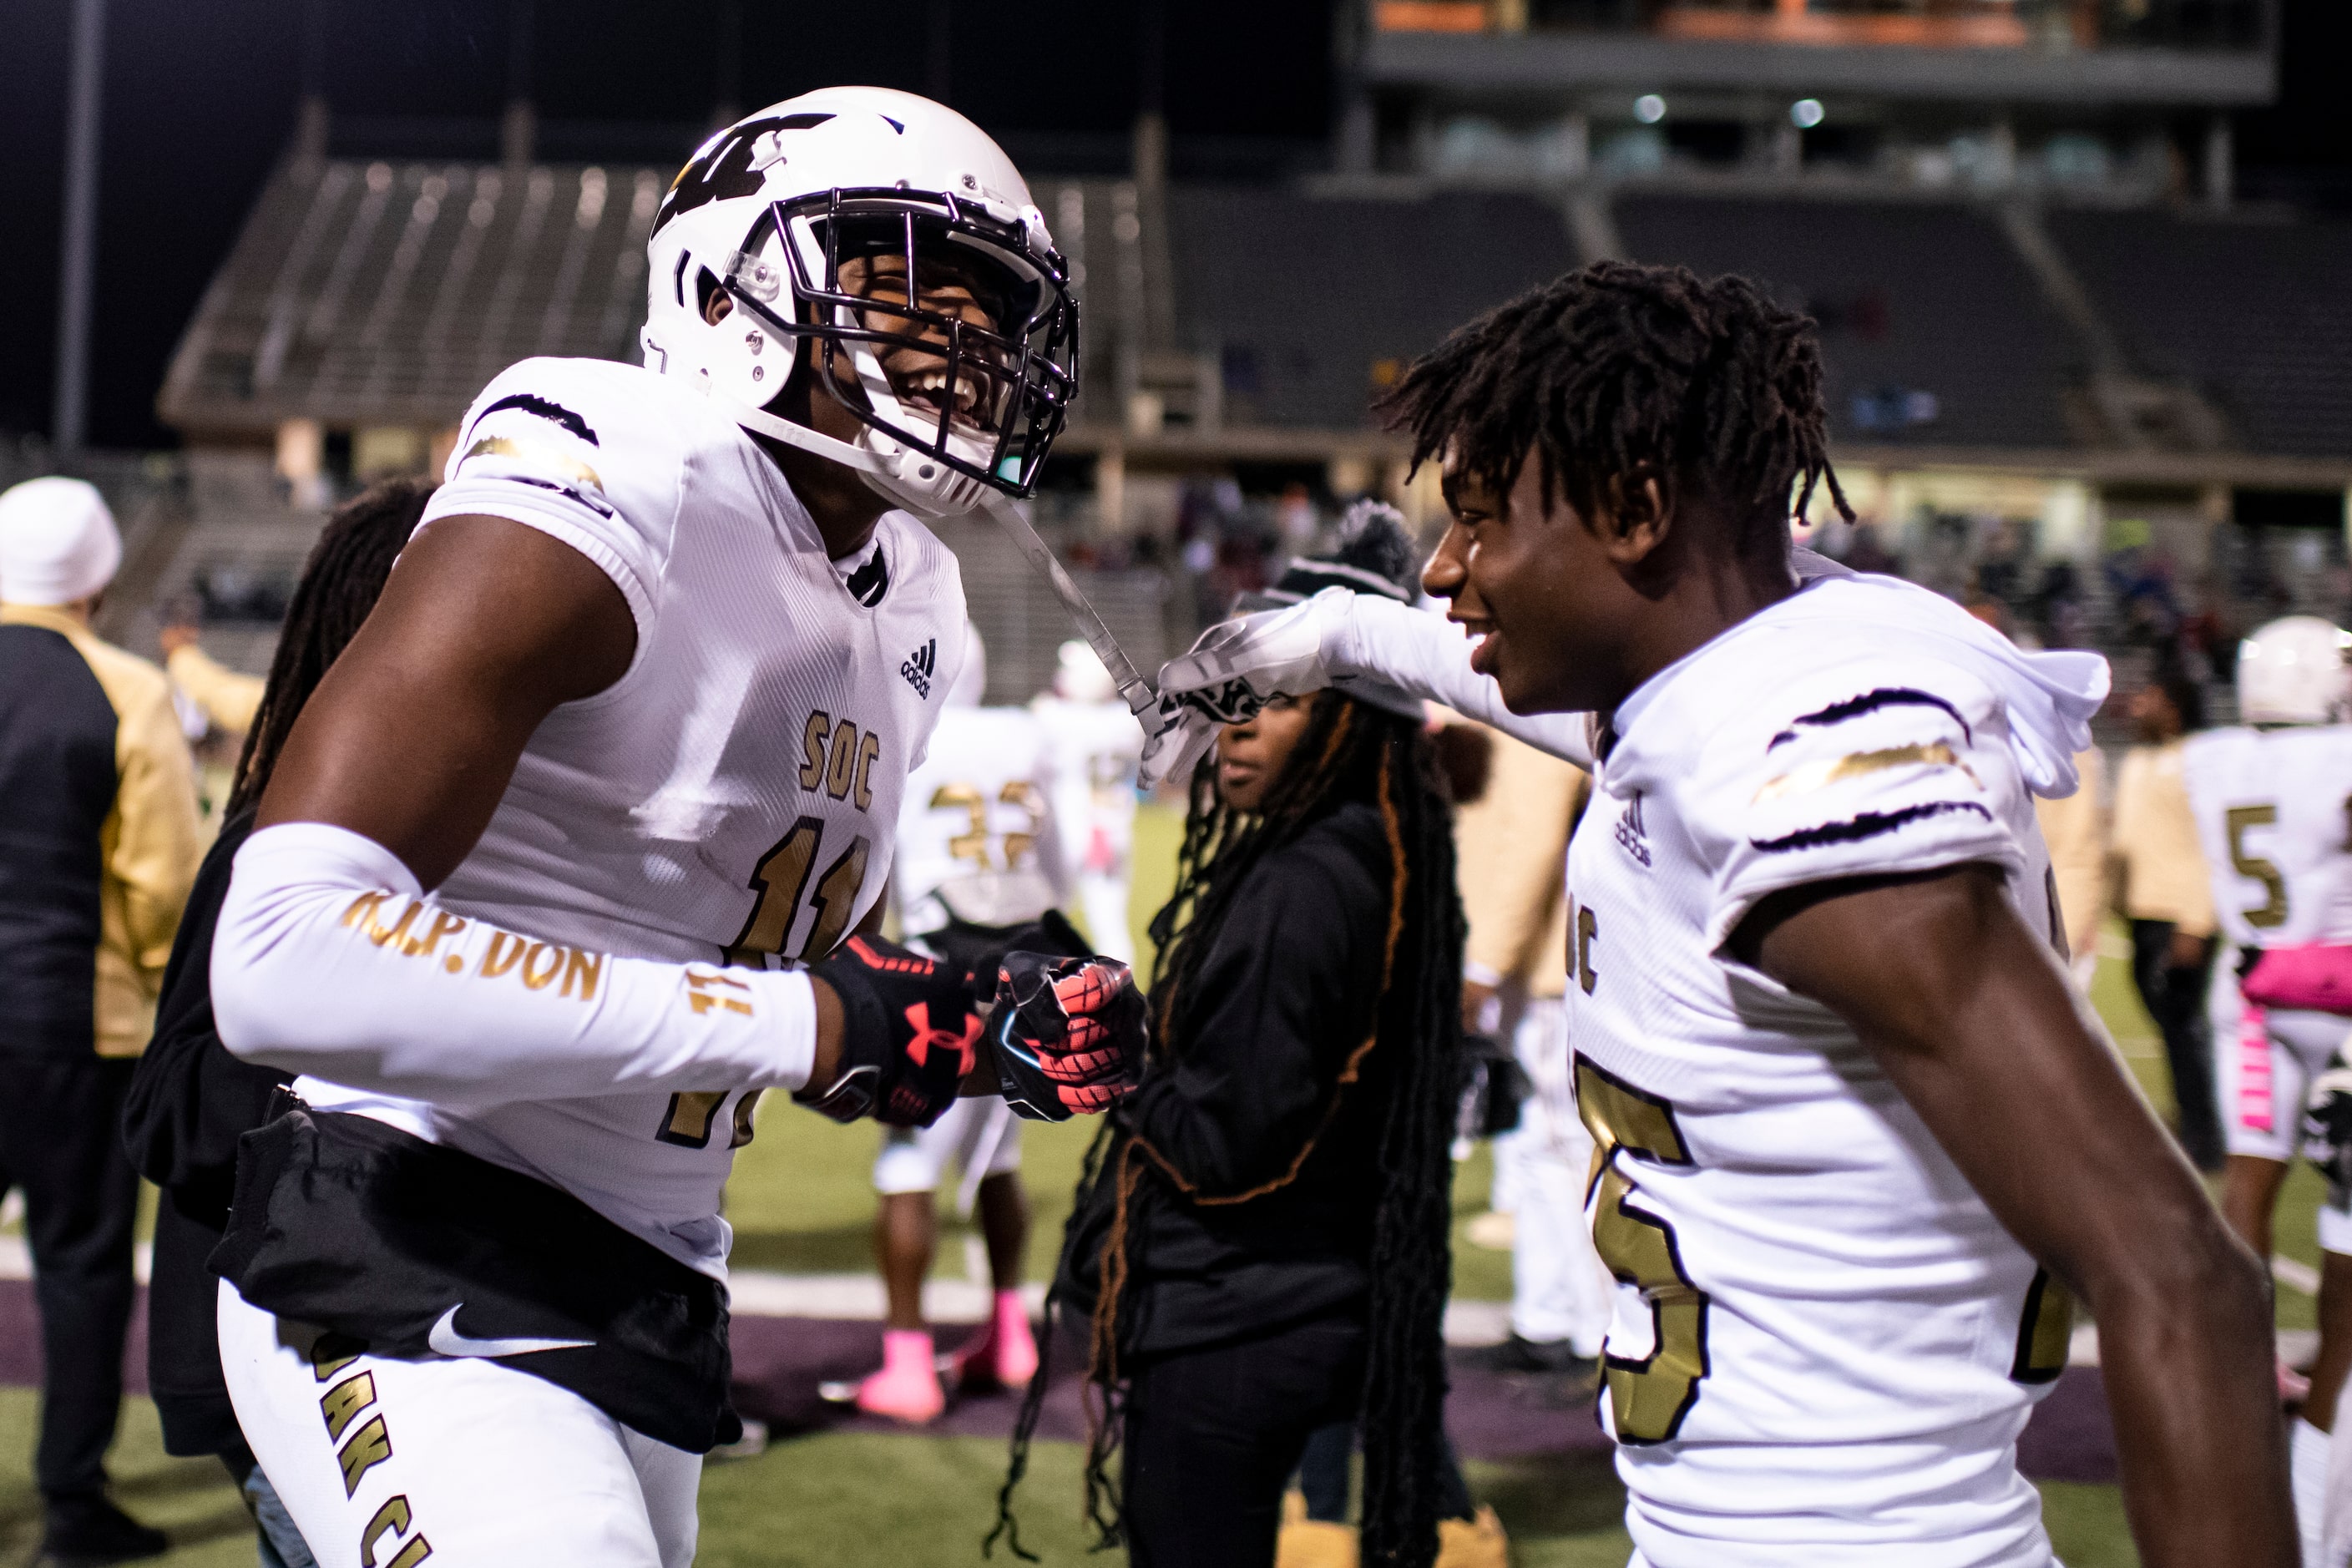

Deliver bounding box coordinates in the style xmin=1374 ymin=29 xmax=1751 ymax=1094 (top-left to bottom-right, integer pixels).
xmin=850 ymin=622 xmax=1069 ymax=1424
xmin=2183 ymin=614 xmax=2352 ymax=1562
xmin=205 ymin=89 xmax=1143 ymax=1566
xmin=1031 ymin=639 xmax=1146 ymax=962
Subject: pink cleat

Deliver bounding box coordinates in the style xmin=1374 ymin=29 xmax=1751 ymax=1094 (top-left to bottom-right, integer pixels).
xmin=953 ymin=1290 xmax=1039 ymax=1392
xmin=857 ymin=1329 xmax=945 ymax=1424
xmin=2282 ymin=1356 xmax=2313 ymax=1408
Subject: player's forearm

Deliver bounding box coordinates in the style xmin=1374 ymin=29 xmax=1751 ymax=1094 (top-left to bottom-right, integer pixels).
xmin=1331 ymin=596 xmax=1592 ymax=766
xmin=2088 ymin=1247 xmax=2296 ymax=1567
xmin=213 ymin=822 xmax=816 ymax=1104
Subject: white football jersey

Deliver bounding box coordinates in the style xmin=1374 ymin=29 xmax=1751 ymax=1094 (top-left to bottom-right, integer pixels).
xmin=893 ymin=706 xmax=1069 ymax=937
xmin=1029 ymin=695 xmax=1143 ymax=957
xmin=1567 ymin=572 xmax=2100 ymax=1566
xmin=300 ymin=356 xmax=967 ymax=1276
xmin=2183 ymin=725 xmax=2352 ymax=950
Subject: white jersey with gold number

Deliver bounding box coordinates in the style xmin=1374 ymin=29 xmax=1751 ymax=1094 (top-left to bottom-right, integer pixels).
xmin=1566 ymin=570 xmax=2102 ymax=1567
xmin=894 ymin=706 xmax=1069 ymax=938
xmin=1029 ymin=695 xmax=1142 ymax=959
xmin=2183 ymin=725 xmax=2352 ymax=951
xmin=299 ymin=356 xmax=967 ymax=1277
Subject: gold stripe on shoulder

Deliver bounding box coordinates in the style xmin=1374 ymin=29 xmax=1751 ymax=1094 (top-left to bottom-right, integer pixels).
xmin=1751 ymin=741 xmax=1981 ymax=805
xmin=461 ymin=433 xmax=606 ymax=498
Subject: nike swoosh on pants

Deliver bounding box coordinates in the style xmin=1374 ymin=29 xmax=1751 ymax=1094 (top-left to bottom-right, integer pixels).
xmin=427 ymin=1304 xmax=595 ymax=1358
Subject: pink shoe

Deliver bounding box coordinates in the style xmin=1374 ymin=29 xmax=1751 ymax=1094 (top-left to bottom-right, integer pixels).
xmin=953 ymin=1291 xmax=1039 ymax=1392
xmin=857 ymin=1329 xmax=944 ymax=1423
xmin=2282 ymin=1356 xmax=2313 ymax=1408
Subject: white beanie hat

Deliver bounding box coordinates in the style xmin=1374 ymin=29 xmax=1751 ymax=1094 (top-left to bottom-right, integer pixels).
xmin=0 ymin=476 xmax=121 ymax=606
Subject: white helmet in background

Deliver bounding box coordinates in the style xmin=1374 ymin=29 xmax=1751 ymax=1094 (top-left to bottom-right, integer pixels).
xmin=2238 ymin=615 xmax=2352 ymax=725
xmin=640 ymin=87 xmax=1079 ymax=520
xmin=1053 ymin=638 xmax=1116 ymax=703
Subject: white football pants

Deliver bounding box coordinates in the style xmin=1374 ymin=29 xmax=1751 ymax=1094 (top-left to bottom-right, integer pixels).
xmin=1499 ymin=997 xmax=1613 ymax=1355
xmin=219 ymin=1281 xmax=700 ymax=1567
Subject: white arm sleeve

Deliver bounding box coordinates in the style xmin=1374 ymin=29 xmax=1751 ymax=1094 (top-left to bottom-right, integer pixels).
xmin=1324 ymin=594 xmax=1593 ymax=768
xmin=212 ymin=822 xmax=817 ymax=1106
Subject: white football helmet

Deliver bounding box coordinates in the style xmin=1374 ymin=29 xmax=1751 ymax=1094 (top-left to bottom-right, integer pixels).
xmin=1053 ymin=638 xmax=1117 ymax=704
xmin=2238 ymin=615 xmax=2352 ymax=725
xmin=641 ymin=87 xmax=1078 ymax=519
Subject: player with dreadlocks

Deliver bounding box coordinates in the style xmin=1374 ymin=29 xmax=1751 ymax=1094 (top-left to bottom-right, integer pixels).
xmin=1151 ymin=260 xmax=2291 ymax=1566
xmin=994 ymin=505 xmax=1472 ymax=1568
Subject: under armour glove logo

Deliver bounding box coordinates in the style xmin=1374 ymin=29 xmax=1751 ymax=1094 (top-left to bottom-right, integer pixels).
xmin=990 ymin=953 xmax=1147 ymax=1121
xmin=803 ymin=935 xmax=983 ymax=1128
xmin=902 ymin=1002 xmax=980 ymax=1078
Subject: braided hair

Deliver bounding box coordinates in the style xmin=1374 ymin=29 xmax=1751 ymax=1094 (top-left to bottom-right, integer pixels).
xmin=994 ymin=689 xmax=1464 ymax=1568
xmin=225 ymin=478 xmax=433 ymax=817
xmin=1377 ymin=259 xmax=1851 ymax=554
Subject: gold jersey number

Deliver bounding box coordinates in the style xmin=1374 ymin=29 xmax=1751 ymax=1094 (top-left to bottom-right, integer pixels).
xmin=931 ymin=780 xmax=1047 ymax=871
xmin=2226 ymin=803 xmax=2289 ymax=930
xmin=1575 ymin=1054 xmax=1709 ymax=1444
xmin=721 ymin=817 xmax=873 ymax=969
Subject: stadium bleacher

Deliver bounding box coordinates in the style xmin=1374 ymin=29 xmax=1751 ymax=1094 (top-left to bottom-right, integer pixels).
xmin=159 ymin=159 xmax=665 ymax=440
xmin=1615 ymin=192 xmax=2080 ymax=451
xmin=2048 ymin=208 xmax=2352 ymax=459
xmin=1169 ymin=187 xmax=1577 ymax=427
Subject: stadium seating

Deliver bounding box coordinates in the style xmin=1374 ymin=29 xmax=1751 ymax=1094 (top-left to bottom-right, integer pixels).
xmin=2048 ymin=209 xmax=2352 ymax=458
xmin=1168 ymin=187 xmax=1577 ymax=427
xmin=1614 ymin=193 xmax=2078 ymax=451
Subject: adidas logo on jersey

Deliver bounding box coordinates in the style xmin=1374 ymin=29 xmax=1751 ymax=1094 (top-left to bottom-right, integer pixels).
xmin=1615 ymin=794 xmax=1652 ymax=868
xmin=901 ymin=638 xmax=938 ymax=698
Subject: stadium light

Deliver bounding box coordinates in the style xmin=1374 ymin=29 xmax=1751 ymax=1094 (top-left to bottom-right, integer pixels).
xmin=1791 ymin=99 xmax=1825 ymax=129
xmin=1635 ymin=94 xmax=1667 ymax=124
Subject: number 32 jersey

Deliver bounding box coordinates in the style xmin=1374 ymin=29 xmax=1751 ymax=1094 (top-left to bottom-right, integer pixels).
xmin=300 ymin=356 xmax=966 ymax=1277
xmin=1564 ymin=569 xmax=2106 ymax=1567
xmin=2183 ymin=724 xmax=2352 ymax=951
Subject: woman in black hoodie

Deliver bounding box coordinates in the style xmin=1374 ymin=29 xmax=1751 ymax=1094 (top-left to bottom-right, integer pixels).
xmin=996 ymin=506 xmax=1469 ymax=1568
xmin=120 ymin=478 xmax=427 ymax=1565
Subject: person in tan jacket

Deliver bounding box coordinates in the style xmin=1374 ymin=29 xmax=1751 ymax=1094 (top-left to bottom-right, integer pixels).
xmin=159 ymin=627 xmax=266 ymax=739
xmin=2111 ymin=653 xmax=2223 ymax=1170
xmin=1451 ymin=721 xmax=1612 ymax=1376
xmin=2035 ymin=747 xmax=2107 ymax=989
xmin=0 ymin=476 xmax=200 ymax=1563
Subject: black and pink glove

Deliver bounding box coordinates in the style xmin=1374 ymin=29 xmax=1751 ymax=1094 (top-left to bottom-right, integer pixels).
xmin=989 ymin=952 xmax=1148 ymax=1121
xmin=801 ymin=936 xmax=984 ymax=1128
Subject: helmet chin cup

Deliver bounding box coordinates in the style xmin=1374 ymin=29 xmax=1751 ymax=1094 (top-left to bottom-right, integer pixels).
xmin=850 ymin=415 xmax=994 ymax=520
xmin=713 ymin=394 xmax=995 ymax=524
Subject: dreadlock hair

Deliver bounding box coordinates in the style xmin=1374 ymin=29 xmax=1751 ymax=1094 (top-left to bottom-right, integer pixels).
xmin=1376 ymin=259 xmax=1852 ymax=559
xmin=992 ymin=690 xmax=1465 ymax=1568
xmin=225 ymin=477 xmax=432 ymax=818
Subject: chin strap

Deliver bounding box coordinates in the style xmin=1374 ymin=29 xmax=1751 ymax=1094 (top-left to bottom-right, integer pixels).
xmin=712 ymin=390 xmax=1158 ymax=726
xmin=715 ymin=392 xmax=900 ymax=479
xmin=974 ymin=489 xmax=1158 ymax=722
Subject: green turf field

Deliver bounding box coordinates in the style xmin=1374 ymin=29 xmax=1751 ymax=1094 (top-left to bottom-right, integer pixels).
xmin=0 ymin=806 xmax=2308 ymax=1565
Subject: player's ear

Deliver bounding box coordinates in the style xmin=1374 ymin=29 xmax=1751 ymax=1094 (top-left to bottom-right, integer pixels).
xmin=1593 ymin=463 xmax=1672 ymax=565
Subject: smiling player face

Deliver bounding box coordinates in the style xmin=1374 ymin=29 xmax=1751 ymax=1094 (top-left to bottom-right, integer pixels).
xmin=1421 ymin=453 xmax=1626 ymax=717
xmin=835 ymin=250 xmax=1014 ymax=436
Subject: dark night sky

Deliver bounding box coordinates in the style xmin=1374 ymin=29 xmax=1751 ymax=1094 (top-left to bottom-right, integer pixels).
xmin=1 ymin=0 xmax=2344 ymax=451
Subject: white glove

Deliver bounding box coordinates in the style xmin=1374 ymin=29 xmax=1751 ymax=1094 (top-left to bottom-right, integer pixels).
xmin=1140 ymin=589 xmax=1358 ymax=787
xmin=1143 ymin=586 xmax=1595 ymax=787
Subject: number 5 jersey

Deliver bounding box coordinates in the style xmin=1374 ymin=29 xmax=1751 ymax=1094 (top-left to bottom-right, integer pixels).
xmin=1564 ymin=565 xmax=2107 ymax=1567
xmin=2182 ymin=723 xmax=2352 ymax=954
xmin=296 ymin=356 xmax=968 ymax=1280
